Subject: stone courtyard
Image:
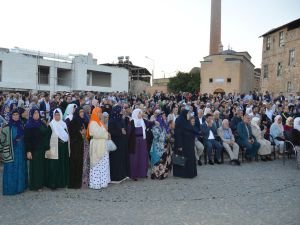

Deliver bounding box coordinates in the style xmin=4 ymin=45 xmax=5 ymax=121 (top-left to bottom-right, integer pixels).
xmin=1 ymin=159 xmax=299 ymax=225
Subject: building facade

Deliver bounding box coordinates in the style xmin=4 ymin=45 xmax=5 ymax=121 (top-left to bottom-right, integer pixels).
xmin=253 ymin=68 xmax=261 ymax=92
xmin=0 ymin=47 xmax=129 ymax=94
xmin=200 ymin=50 xmax=255 ymax=94
xmin=260 ymin=18 xmax=300 ymax=96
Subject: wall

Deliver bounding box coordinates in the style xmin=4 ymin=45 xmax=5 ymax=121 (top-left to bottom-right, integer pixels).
xmin=261 ymin=26 xmax=300 ymax=95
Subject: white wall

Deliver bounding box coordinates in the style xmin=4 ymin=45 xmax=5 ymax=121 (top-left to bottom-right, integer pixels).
xmin=0 ymin=50 xmax=129 ymax=93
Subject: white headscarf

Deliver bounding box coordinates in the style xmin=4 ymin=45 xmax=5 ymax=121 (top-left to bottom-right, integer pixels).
xmin=51 ymin=108 xmax=69 ymax=142
xmin=63 ymin=103 xmax=77 ymax=121
xmin=251 ymin=117 xmax=260 ymax=130
xmin=274 ymin=115 xmax=284 ymax=132
xmin=294 ymin=117 xmax=300 ymax=132
xmin=132 ymin=108 xmax=146 ymax=139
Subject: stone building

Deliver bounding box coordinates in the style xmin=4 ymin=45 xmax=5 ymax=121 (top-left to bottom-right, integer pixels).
xmin=260 ymin=18 xmax=300 ymax=96
xmin=201 ymin=50 xmax=254 ymax=94
xmin=253 ymin=68 xmax=261 ymax=92
xmin=200 ymin=0 xmax=255 ymax=95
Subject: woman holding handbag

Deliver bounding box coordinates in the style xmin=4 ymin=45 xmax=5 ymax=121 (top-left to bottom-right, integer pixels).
xmin=173 ymin=109 xmax=197 ymax=178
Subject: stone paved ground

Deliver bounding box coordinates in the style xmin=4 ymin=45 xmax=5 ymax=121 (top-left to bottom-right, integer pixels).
xmin=0 ymin=159 xmax=300 ymax=225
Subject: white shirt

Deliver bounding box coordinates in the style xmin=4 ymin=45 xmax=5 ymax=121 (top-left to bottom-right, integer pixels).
xmin=208 ymin=130 xmax=215 ymax=140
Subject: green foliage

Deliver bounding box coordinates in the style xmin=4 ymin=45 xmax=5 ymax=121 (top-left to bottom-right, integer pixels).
xmin=167 ymin=69 xmax=201 ymax=93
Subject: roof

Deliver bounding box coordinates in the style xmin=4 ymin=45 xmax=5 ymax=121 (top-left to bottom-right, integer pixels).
xmin=260 ymin=18 xmax=300 ymax=37
xmin=101 ymin=63 xmax=151 ymax=76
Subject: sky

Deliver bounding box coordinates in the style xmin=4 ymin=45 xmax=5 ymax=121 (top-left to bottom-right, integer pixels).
xmin=1 ymin=0 xmax=299 ymax=79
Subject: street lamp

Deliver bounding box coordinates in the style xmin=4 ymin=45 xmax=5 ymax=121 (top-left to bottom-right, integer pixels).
xmin=145 ymin=56 xmax=155 ymax=86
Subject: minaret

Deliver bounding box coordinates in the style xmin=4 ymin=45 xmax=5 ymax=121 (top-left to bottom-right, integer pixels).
xmin=209 ymin=0 xmax=222 ymax=55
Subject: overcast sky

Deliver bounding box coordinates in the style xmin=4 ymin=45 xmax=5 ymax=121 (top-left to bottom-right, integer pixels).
xmin=1 ymin=0 xmax=299 ymax=78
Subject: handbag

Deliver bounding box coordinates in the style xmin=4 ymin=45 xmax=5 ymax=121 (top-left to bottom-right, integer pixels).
xmin=172 ymin=151 xmax=186 ymax=167
xmin=105 ymin=139 xmax=117 ymax=152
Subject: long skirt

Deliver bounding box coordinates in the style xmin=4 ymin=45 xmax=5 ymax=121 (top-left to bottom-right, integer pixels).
xmin=89 ymin=151 xmax=111 ymax=189
xmin=29 ymin=149 xmax=45 ymax=190
xmin=45 ymin=142 xmax=69 ymax=189
xmin=82 ymin=139 xmax=90 ymax=188
xmin=3 ymin=140 xmax=27 ymax=195
xmin=129 ymin=137 xmax=148 ymax=179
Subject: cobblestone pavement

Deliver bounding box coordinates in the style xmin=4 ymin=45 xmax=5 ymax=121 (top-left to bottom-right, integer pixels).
xmin=0 ymin=159 xmax=300 ymax=225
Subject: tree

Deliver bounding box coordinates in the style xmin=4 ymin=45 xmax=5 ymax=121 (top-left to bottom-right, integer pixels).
xmin=167 ymin=68 xmax=201 ymax=93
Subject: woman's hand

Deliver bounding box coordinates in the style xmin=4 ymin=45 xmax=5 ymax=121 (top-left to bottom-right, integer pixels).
xmin=27 ymin=152 xmax=32 ymax=160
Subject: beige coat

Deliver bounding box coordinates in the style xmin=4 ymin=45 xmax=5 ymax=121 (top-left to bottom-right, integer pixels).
xmin=251 ymin=125 xmax=272 ymax=155
xmin=89 ymin=121 xmax=108 ymax=168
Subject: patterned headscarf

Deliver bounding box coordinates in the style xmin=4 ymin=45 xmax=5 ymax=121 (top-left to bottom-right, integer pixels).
xmin=156 ymin=114 xmax=169 ymax=134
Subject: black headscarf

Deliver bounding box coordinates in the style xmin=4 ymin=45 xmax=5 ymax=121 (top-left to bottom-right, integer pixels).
xmin=73 ymin=107 xmax=88 ymax=128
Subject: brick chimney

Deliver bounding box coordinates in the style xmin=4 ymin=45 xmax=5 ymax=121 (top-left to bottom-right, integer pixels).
xmin=209 ymin=0 xmax=222 ymax=55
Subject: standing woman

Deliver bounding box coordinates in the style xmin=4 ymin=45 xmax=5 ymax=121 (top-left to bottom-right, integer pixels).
xmin=82 ymin=105 xmax=91 ymax=188
xmin=108 ymin=105 xmax=129 ymax=182
xmin=68 ymin=107 xmax=88 ymax=189
xmin=63 ymin=103 xmax=77 ymax=127
xmin=150 ymin=114 xmax=173 ymax=180
xmin=128 ymin=108 xmax=157 ymax=180
xmin=45 ymin=108 xmax=70 ymax=189
xmin=87 ymin=107 xmax=111 ymax=189
xmin=173 ymin=109 xmax=197 ymax=178
xmin=0 ymin=109 xmax=27 ymax=195
xmin=25 ymin=108 xmax=49 ymax=191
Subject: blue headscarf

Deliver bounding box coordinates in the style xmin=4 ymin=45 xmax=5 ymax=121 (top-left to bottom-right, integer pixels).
xmin=156 ymin=114 xmax=169 ymax=134
xmin=9 ymin=109 xmax=24 ymax=138
xmin=25 ymin=108 xmax=43 ymax=129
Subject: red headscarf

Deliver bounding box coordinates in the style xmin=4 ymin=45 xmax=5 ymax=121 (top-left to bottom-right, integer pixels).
xmin=86 ymin=107 xmax=106 ymax=139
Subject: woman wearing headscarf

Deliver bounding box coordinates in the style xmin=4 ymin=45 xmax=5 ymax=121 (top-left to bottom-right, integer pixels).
xmin=63 ymin=103 xmax=77 ymax=127
xmin=108 ymin=105 xmax=129 ymax=182
xmin=45 ymin=108 xmax=70 ymax=189
xmin=87 ymin=107 xmax=111 ymax=189
xmin=0 ymin=109 xmax=28 ymax=195
xmin=2 ymin=103 xmax=10 ymax=122
xmin=102 ymin=112 xmax=109 ymax=128
xmin=173 ymin=109 xmax=197 ymax=178
xmin=24 ymin=108 xmax=49 ymax=191
xmin=150 ymin=113 xmax=173 ymax=179
xmin=128 ymin=108 xmax=157 ymax=181
xmin=270 ymin=115 xmax=285 ymax=154
xmin=251 ymin=117 xmax=272 ymax=161
xmin=284 ymin=117 xmax=294 ymax=132
xmin=68 ymin=107 xmax=88 ymax=189
xmin=81 ymin=105 xmax=91 ymax=188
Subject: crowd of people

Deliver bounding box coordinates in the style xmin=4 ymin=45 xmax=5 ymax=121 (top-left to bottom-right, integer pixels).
xmin=0 ymin=90 xmax=300 ymax=195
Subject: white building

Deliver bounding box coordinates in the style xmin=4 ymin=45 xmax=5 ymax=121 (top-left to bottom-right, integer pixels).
xmin=0 ymin=47 xmax=129 ymax=94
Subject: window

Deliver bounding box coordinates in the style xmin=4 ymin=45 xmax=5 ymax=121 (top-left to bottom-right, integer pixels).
xmin=263 ymin=65 xmax=268 ymax=78
xmin=279 ymin=31 xmax=284 ymax=47
xmin=87 ymin=70 xmax=111 ymax=87
xmin=0 ymin=61 xmax=2 ymax=82
xmin=209 ymin=78 xmax=213 ymax=83
xmin=289 ymin=49 xmax=295 ymax=66
xmin=277 ymin=62 xmax=283 ymax=77
xmin=287 ymin=81 xmax=292 ymax=93
xmin=227 ymin=78 xmax=231 ymax=83
xmin=266 ymin=36 xmax=271 ymax=50
xmin=38 ymin=66 xmax=49 ymax=85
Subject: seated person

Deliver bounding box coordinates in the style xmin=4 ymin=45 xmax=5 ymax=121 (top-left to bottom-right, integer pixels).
xmin=251 ymin=117 xmax=272 ymax=161
xmin=201 ymin=113 xmax=223 ymax=165
xmin=270 ymin=115 xmax=285 ymax=154
xmin=236 ymin=114 xmax=260 ymax=161
xmin=217 ymin=119 xmax=240 ymax=165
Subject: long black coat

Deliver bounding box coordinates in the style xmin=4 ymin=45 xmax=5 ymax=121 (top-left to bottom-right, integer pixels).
xmin=173 ymin=111 xmax=197 ymax=178
xmin=108 ymin=119 xmax=129 ymax=181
